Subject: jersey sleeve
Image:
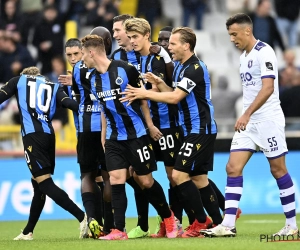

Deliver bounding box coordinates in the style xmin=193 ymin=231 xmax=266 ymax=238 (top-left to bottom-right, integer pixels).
xmin=72 ymin=65 xmax=81 ymax=95
xmin=258 ymin=46 xmax=276 ymax=80
xmin=126 ymin=63 xmax=141 ymax=88
xmin=56 ymin=86 xmax=79 ymax=112
xmin=0 ymin=76 xmax=19 ymax=104
xmin=177 ymin=64 xmax=204 ymax=94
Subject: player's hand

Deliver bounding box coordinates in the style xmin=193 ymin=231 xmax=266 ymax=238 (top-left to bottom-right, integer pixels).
xmin=148 ymin=125 xmax=163 ymax=141
xmin=149 ymin=44 xmax=161 ymax=55
xmin=58 ymin=75 xmax=72 ymax=86
xmin=234 ymin=114 xmax=250 ymax=132
xmin=144 ymin=72 xmax=163 ymax=86
xmin=119 ymin=84 xmax=148 ymax=106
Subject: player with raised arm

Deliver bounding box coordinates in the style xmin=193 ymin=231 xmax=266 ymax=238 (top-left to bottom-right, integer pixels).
xmin=121 ymin=27 xmax=223 ymax=238
xmin=60 ymin=27 xmax=113 ymax=238
xmin=81 ymin=34 xmax=179 ymax=240
xmin=0 ymin=67 xmax=88 ymax=240
xmin=201 ymin=13 xmax=298 ymax=237
xmin=124 ymin=17 xmax=184 ymax=238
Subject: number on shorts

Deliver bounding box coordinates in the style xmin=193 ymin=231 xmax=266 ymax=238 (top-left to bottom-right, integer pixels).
xmin=159 ymin=135 xmax=174 ymax=150
xmin=28 ymin=80 xmax=52 ymax=112
xmin=178 ymin=142 xmax=193 ymax=157
xmin=24 ymin=150 xmax=30 ymax=163
xmin=137 ymin=146 xmax=150 ymax=163
xmin=267 ymin=137 xmax=277 ymax=147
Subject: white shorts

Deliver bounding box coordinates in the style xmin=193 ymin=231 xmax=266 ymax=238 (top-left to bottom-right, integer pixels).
xmin=230 ymin=120 xmax=288 ymax=159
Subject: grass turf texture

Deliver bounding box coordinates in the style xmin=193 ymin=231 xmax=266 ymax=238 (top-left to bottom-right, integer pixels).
xmin=0 ymin=214 xmax=299 ymax=250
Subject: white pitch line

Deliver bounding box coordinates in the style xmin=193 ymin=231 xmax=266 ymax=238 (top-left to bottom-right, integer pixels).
xmin=243 ymin=220 xmax=281 ymax=223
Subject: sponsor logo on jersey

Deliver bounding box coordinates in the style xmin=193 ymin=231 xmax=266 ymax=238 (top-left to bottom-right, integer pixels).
xmin=265 ymin=62 xmax=273 ymax=71
xmin=96 ymin=88 xmax=121 ymax=101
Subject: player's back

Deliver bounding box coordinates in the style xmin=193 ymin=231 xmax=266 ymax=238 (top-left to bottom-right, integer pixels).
xmin=16 ymin=75 xmax=60 ymax=136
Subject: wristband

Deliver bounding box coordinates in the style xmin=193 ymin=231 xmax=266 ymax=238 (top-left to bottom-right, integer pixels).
xmin=158 ymin=47 xmax=172 ymax=64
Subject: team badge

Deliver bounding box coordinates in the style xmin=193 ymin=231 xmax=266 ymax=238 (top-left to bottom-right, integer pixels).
xmin=115 ymin=76 xmax=123 ymax=85
xmin=169 ymin=152 xmax=174 ymax=158
xmin=147 ymin=63 xmax=151 ymax=71
xmin=196 ymin=144 xmax=201 ymax=150
xmin=180 ymin=70 xmax=184 ymax=79
xmin=248 ymin=60 xmax=253 ymax=68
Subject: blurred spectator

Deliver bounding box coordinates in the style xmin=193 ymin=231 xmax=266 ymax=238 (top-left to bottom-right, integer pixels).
xmin=0 ymin=34 xmax=35 ymax=83
xmin=44 ymin=55 xmax=69 ymax=132
xmin=180 ymin=0 xmax=206 ymax=30
xmin=212 ymin=76 xmax=241 ymax=131
xmin=137 ymin=0 xmax=162 ymax=29
xmin=45 ymin=55 xmax=65 ymax=83
xmin=274 ymin=0 xmax=300 ymax=48
xmin=278 ymin=49 xmax=300 ymax=92
xmin=32 ymin=4 xmax=65 ymax=74
xmin=280 ymin=79 xmax=300 ymax=130
xmin=0 ymin=85 xmax=20 ymax=150
xmin=226 ymin=0 xmax=247 ymax=15
xmin=0 ymin=0 xmax=22 ymax=43
xmin=20 ymin=0 xmax=43 ymax=45
xmin=85 ymin=0 xmax=119 ymax=36
xmin=248 ymin=0 xmax=285 ymax=52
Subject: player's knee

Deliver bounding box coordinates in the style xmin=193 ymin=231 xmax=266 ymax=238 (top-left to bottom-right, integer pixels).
xmin=226 ymin=162 xmax=239 ymax=176
xmin=139 ymin=176 xmax=154 ymax=189
xmin=270 ymin=165 xmax=287 ymax=179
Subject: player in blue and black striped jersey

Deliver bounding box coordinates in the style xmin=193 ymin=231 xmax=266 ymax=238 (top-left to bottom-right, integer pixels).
xmin=81 ymin=34 xmax=179 ymax=240
xmin=111 ymin=15 xmax=141 ymax=71
xmin=121 ymin=27 xmax=223 ymax=237
xmin=150 ymin=25 xmax=231 ymax=230
xmin=0 ymin=67 xmax=89 ymax=240
xmin=59 ymin=27 xmax=113 ymax=238
xmin=124 ymin=17 xmax=185 ymax=237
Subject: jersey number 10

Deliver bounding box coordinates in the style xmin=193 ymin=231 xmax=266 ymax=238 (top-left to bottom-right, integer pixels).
xmin=28 ymin=81 xmax=52 ymax=112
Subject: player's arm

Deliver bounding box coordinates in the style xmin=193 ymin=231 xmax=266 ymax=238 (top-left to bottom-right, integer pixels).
xmin=245 ymin=77 xmax=274 ymax=117
xmin=71 ymin=68 xmax=81 ymax=103
xmin=56 ymin=86 xmax=79 ymax=113
xmin=101 ymin=111 xmax=106 ymax=151
xmin=144 ymin=72 xmax=173 ymax=92
xmin=0 ymin=77 xmax=19 ymax=104
xmin=126 ymin=64 xmax=162 ymax=140
xmin=121 ymin=64 xmax=200 ymax=104
xmin=140 ymin=99 xmax=162 ymax=141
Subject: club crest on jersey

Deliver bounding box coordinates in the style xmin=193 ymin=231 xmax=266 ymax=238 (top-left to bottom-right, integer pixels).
xmin=115 ymin=76 xmax=123 ymax=85
xmin=147 ymin=63 xmax=151 ymax=71
xmin=179 ymin=71 xmax=184 ymax=79
xmin=248 ymin=60 xmax=253 ymax=68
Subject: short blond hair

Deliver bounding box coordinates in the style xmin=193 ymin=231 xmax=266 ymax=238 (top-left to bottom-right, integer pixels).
xmin=20 ymin=67 xmax=41 ymax=76
xmin=81 ymin=34 xmax=105 ymax=53
xmin=124 ymin=17 xmax=151 ymax=39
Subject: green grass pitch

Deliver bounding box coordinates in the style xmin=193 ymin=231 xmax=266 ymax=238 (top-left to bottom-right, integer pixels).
xmin=0 ymin=214 xmax=299 ymax=250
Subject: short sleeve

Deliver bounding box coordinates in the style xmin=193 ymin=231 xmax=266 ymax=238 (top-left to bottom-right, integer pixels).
xmin=258 ymin=46 xmax=276 ymax=79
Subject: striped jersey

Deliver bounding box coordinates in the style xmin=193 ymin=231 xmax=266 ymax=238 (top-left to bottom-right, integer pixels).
xmin=0 ymin=75 xmax=70 ymax=136
xmin=90 ymin=60 xmax=148 ymax=140
xmin=110 ymin=48 xmax=141 ymax=71
xmin=72 ymin=60 xmax=101 ymax=132
xmin=140 ymin=54 xmax=179 ymax=129
xmin=172 ymin=54 xmax=217 ymax=136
